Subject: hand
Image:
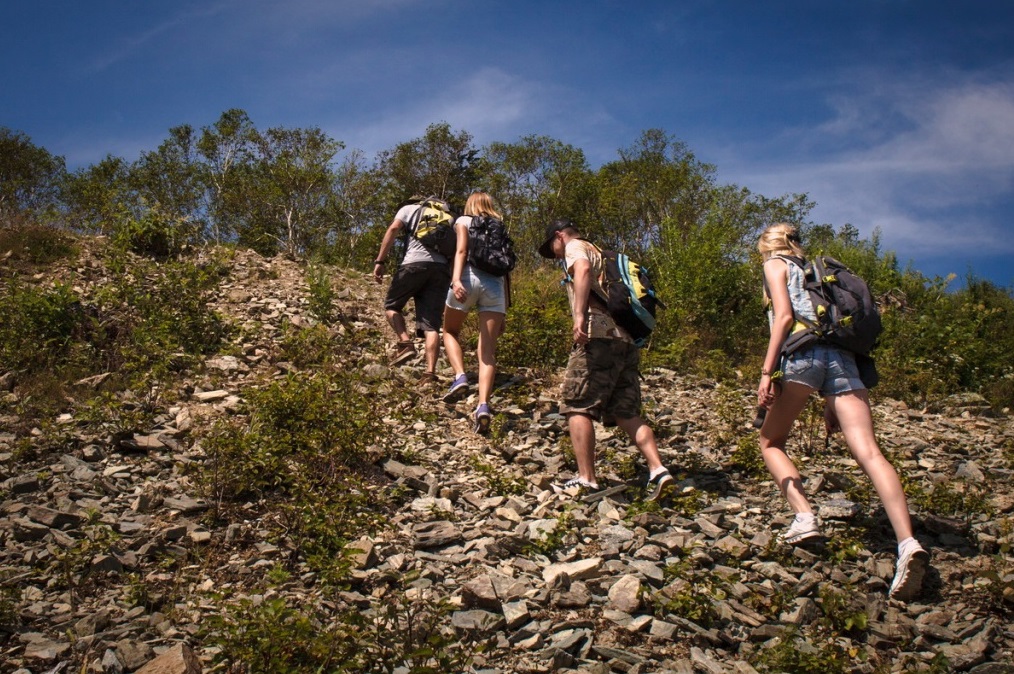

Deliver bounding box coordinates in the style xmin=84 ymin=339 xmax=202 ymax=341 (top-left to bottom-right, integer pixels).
xmin=372 ymin=263 xmax=384 ymax=283
xmin=451 ymin=280 xmax=467 ymax=302
xmin=757 ymin=375 xmax=778 ymax=409
xmin=824 ymin=402 xmax=840 ymax=436
xmin=572 ymin=315 xmax=589 ymax=345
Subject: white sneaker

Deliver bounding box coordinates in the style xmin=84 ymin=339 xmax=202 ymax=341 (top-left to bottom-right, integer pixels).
xmin=890 ymin=543 xmax=929 ymax=600
xmin=778 ymin=515 xmax=821 ymax=545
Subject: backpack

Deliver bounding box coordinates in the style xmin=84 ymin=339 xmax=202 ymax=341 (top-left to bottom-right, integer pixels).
xmin=592 ymin=247 xmax=664 ymax=348
xmin=776 ymin=255 xmax=882 ymax=356
xmin=466 ymin=215 xmax=517 ymax=277
xmin=408 ymin=196 xmax=457 ymax=259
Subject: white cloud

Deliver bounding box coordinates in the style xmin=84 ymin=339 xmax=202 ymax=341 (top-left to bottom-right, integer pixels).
xmin=330 ymin=66 xmax=605 ymax=158
xmin=718 ymin=72 xmax=1014 ymax=257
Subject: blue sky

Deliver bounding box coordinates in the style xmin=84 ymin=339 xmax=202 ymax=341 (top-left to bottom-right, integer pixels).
xmin=3 ymin=1 xmax=1013 ymax=287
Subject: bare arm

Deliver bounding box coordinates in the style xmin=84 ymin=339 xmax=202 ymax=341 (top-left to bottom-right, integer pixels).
xmin=758 ymin=258 xmax=793 ymax=406
xmin=372 ymin=218 xmax=404 ymax=283
xmin=450 ymin=218 xmax=469 ymax=301
xmin=570 ymin=257 xmax=591 ymax=344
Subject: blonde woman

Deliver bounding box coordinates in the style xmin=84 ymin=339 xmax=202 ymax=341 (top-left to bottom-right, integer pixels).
xmin=441 ymin=192 xmax=509 ymax=434
xmin=757 ymin=223 xmax=928 ymax=600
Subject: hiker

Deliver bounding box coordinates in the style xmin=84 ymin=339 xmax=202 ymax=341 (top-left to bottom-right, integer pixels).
xmin=538 ymin=219 xmax=674 ymax=501
xmin=441 ymin=191 xmax=512 ymax=434
xmin=372 ymin=196 xmax=451 ymax=382
xmin=756 ymin=222 xmax=929 ymax=600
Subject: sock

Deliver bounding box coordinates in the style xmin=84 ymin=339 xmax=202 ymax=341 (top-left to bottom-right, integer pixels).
xmin=795 ymin=512 xmax=816 ymax=524
xmin=649 ymin=466 xmax=669 ymax=479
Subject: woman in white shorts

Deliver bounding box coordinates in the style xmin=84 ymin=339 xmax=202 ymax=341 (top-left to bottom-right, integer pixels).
xmin=756 ymin=222 xmax=928 ymax=601
xmin=441 ymin=192 xmax=508 ymax=434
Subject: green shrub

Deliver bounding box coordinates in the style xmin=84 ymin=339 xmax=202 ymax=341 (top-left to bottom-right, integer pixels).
xmin=497 ymin=267 xmax=572 ymax=371
xmin=0 ymin=221 xmax=77 ymax=266
xmin=208 ymin=580 xmax=482 ymax=674
xmin=111 ymin=205 xmax=199 ymax=259
xmin=750 ymin=628 xmax=853 ymax=674
xmin=198 ymin=365 xmax=390 ymax=581
xmin=305 ymin=262 xmax=338 ymax=325
xmin=0 ymin=279 xmax=85 ymax=373
xmin=651 ymin=555 xmax=728 ymax=627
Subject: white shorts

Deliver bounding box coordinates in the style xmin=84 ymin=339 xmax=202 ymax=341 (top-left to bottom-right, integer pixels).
xmin=445 ymin=265 xmax=507 ymax=314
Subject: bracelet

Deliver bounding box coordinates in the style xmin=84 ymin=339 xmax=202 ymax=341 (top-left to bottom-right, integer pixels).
xmin=374 ymin=259 xmax=385 ymax=265
xmin=761 ymin=369 xmax=772 ymax=376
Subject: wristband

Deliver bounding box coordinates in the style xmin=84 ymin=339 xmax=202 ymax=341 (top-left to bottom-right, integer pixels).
xmin=374 ymin=260 xmax=385 ymax=265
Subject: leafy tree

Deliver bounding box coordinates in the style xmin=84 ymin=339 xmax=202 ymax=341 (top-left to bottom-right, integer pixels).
xmin=197 ymin=109 xmax=257 ymax=243
xmin=327 ymin=149 xmax=387 ymax=267
xmin=374 ymin=122 xmax=479 ymax=212
xmin=243 ymin=126 xmax=343 ymax=258
xmin=129 ymin=124 xmax=206 ymax=246
xmin=594 ymin=129 xmax=715 ymax=256
xmin=479 ymin=135 xmax=595 ymax=267
xmin=61 ymin=155 xmax=133 ymax=234
xmin=0 ymin=127 xmax=66 ymax=222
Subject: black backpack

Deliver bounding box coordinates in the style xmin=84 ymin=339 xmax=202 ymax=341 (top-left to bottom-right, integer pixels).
xmin=408 ymin=196 xmax=457 ymax=259
xmin=466 ymin=215 xmax=517 ymax=277
xmin=777 ymin=255 xmax=882 ymax=356
xmin=592 ymin=247 xmax=664 ymax=348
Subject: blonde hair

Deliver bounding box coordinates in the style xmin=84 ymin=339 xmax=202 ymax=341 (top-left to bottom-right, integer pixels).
xmin=464 ymin=191 xmax=502 ymax=219
xmin=758 ymin=223 xmax=805 ymax=261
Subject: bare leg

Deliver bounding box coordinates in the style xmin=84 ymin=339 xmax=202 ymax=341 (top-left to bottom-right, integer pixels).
xmin=759 ymin=381 xmax=817 ymax=514
xmin=385 ymin=310 xmax=411 ymax=344
xmin=476 ymin=311 xmax=504 ymax=404
xmin=567 ymin=413 xmax=598 ymax=484
xmin=441 ymin=307 xmax=467 ymax=376
xmin=829 ymin=390 xmax=915 ymax=543
xmin=615 ymin=416 xmax=664 ymax=474
xmin=423 ymin=330 xmax=441 ymax=374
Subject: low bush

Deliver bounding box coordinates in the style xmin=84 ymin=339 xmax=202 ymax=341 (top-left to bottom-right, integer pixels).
xmin=497 ymin=266 xmax=572 ymax=371
xmin=198 ymin=362 xmax=391 ymax=583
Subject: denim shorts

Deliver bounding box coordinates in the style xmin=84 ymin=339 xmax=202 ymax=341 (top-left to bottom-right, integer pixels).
xmin=445 ymin=265 xmax=507 ymax=314
xmin=780 ymin=343 xmax=865 ymax=396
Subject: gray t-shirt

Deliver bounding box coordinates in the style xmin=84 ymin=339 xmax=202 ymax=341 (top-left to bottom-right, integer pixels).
xmin=397 ymin=203 xmax=449 ymax=266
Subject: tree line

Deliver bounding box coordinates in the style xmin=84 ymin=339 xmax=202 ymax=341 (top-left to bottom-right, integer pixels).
xmin=2 ymin=110 xmax=1012 ymax=410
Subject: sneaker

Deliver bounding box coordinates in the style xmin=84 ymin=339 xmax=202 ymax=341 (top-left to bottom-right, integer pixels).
xmin=474 ymin=403 xmax=492 ymax=435
xmin=890 ymin=543 xmax=929 ymax=601
xmin=552 ymin=477 xmax=600 ymax=493
xmin=778 ymin=515 xmax=822 ymax=545
xmin=390 ymin=341 xmax=416 ymax=366
xmin=418 ymin=372 xmax=437 ymax=387
xmin=442 ymin=374 xmax=469 ymax=403
xmin=645 ymin=469 xmax=674 ymax=502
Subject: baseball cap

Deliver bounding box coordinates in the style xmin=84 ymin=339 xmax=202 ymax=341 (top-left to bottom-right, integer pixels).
xmin=538 ymin=219 xmax=575 ymax=258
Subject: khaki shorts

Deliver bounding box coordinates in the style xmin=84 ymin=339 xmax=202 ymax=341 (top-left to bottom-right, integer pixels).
xmin=560 ymin=338 xmax=642 ymax=425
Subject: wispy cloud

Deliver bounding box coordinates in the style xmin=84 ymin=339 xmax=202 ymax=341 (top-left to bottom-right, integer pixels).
xmin=85 ymin=1 xmax=235 ymax=73
xmin=332 ymin=67 xmax=579 ymax=158
xmin=719 ymin=70 xmax=1014 ymax=257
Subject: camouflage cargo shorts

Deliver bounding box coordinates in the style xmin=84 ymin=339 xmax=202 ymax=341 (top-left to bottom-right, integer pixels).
xmin=560 ymin=338 xmax=642 ymax=425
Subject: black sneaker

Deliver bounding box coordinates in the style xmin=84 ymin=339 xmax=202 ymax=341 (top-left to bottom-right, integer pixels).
xmin=645 ymin=469 xmax=674 ymax=502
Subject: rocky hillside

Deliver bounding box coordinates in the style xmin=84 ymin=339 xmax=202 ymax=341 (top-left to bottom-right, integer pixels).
xmin=2 ymin=244 xmax=1013 ymax=673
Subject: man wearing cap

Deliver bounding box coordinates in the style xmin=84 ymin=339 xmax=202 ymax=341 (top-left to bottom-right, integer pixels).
xmin=372 ymin=197 xmax=450 ymax=382
xmin=538 ymin=219 xmax=674 ymax=500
